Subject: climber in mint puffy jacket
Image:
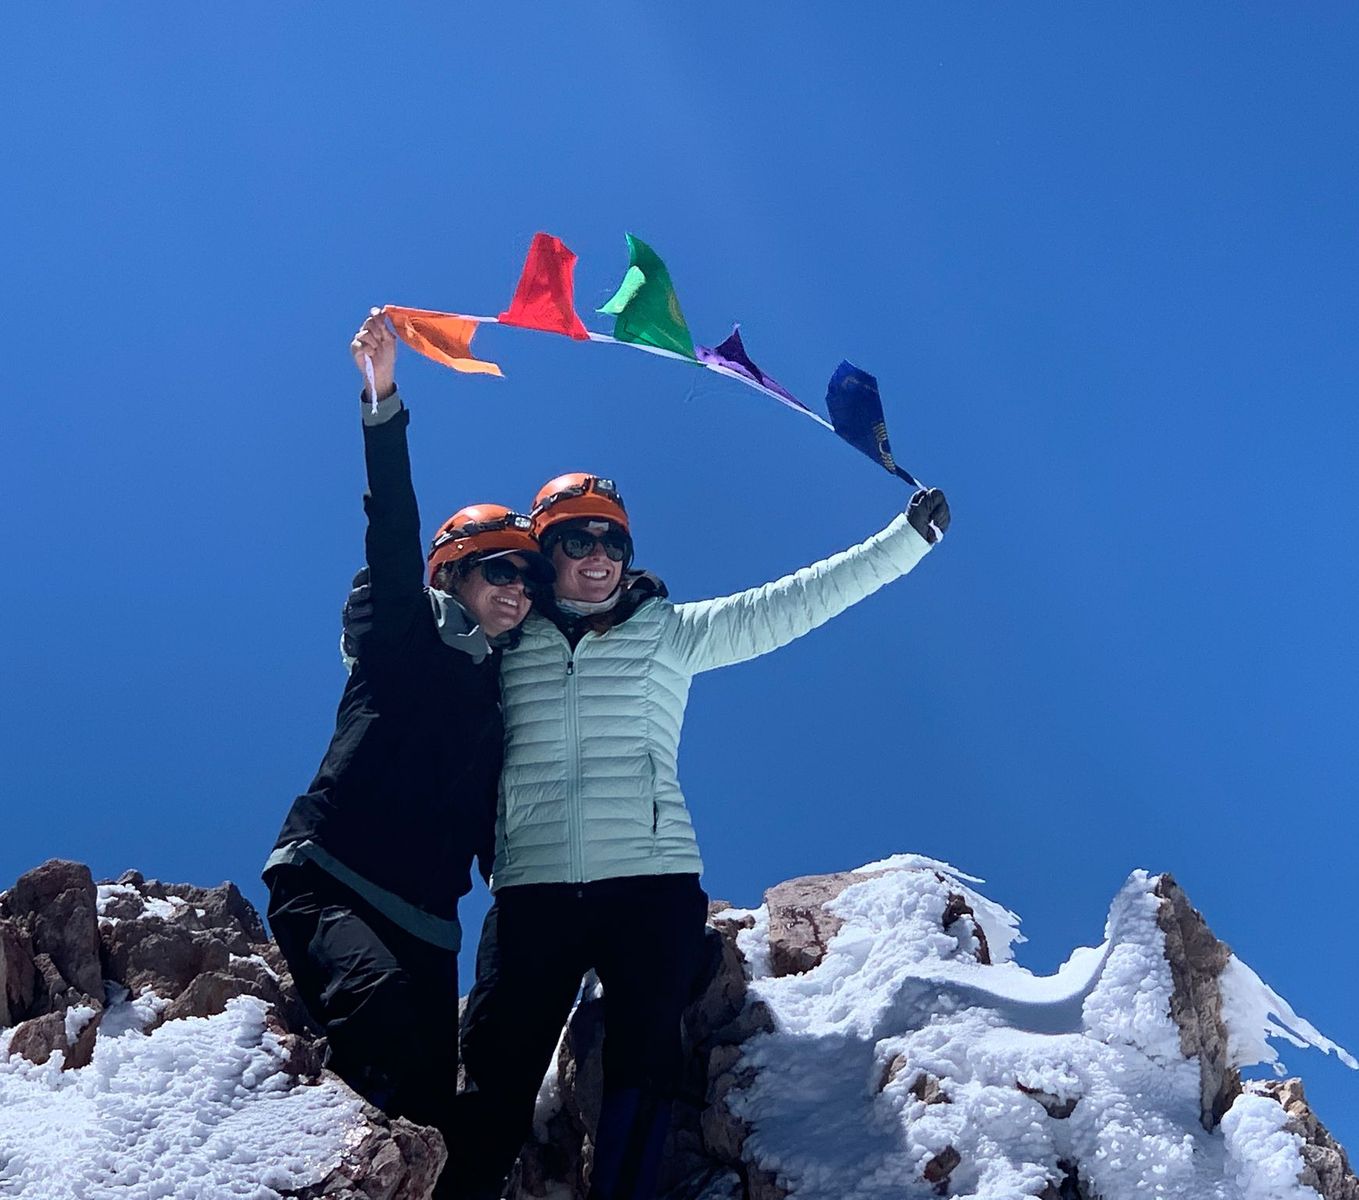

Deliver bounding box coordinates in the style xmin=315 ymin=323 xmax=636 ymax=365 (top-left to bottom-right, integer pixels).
xmin=490 ymin=486 xmax=940 ymax=889
xmin=450 ymin=472 xmax=949 ymax=1200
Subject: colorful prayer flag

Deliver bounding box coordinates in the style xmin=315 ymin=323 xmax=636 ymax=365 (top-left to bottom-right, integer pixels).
xmin=497 ymin=232 xmax=590 ymax=340
xmin=825 ymin=361 xmax=919 ymax=487
xmin=696 ymin=326 xmax=814 ymax=417
xmin=383 ymin=307 xmax=503 ymax=377
xmin=598 ymin=234 xmax=696 ymax=360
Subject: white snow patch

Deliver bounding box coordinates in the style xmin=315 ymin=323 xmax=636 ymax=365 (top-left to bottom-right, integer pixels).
xmin=1220 ymin=955 xmax=1357 ymax=1074
xmin=1080 ymin=871 xmax=1183 ymax=1063
xmin=98 ymin=985 xmax=171 ymax=1039
xmin=0 ymin=995 xmax=361 ymax=1198
xmin=1221 ymin=1092 xmax=1322 ymax=1199
xmin=95 ymin=883 xmax=137 ymax=911
xmin=230 ymin=954 xmax=280 ymax=982
xmin=62 ymin=1005 xmax=98 ymax=1047
xmin=94 ymin=884 xmax=189 ymax=925
xmin=720 ymin=905 xmax=771 ymax=981
xmin=143 ymin=894 xmax=187 ymax=920
xmin=854 ymin=854 xmax=1025 ymax=965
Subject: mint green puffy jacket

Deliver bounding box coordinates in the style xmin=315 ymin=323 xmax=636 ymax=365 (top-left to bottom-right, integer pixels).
xmin=489 ymin=512 xmax=933 ymax=890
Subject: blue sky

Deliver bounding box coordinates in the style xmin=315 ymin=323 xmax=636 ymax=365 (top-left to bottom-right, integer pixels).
xmin=4 ymin=5 xmax=1356 ymax=1144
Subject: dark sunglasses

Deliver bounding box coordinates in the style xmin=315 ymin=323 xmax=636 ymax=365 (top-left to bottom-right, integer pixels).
xmin=557 ymin=529 xmax=630 ymax=562
xmin=476 ymin=559 xmax=535 ymax=589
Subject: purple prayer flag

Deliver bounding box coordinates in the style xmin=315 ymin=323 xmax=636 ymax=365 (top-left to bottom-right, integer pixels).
xmin=696 ymin=326 xmax=815 ymax=416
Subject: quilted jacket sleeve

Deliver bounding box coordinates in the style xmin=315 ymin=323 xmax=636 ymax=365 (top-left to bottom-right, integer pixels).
xmin=663 ymin=512 xmax=933 ymax=675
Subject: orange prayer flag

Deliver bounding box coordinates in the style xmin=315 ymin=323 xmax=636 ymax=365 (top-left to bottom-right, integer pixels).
xmin=383 ymin=306 xmax=503 ymax=377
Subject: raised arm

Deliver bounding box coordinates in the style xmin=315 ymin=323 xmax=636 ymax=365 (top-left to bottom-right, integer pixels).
xmin=350 ymin=311 xmax=427 ymax=638
xmin=663 ymin=490 xmax=949 ymax=675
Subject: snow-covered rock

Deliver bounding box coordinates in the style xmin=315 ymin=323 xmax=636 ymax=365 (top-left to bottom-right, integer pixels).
xmin=0 ymin=860 xmax=444 ymax=1199
xmin=512 ymin=858 xmax=1357 ymax=1200
xmin=1 ymin=857 xmax=1354 ymax=1200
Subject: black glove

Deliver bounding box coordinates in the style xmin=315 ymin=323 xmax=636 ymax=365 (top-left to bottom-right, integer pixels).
xmin=340 ymin=567 xmax=373 ymax=662
xmin=907 ymin=488 xmax=950 ymax=544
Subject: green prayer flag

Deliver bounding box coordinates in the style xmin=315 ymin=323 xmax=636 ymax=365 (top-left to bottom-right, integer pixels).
xmin=597 ymin=234 xmax=696 ymax=359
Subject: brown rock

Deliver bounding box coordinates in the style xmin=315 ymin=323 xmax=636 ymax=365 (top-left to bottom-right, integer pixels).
xmin=101 ymin=913 xmax=232 ymax=998
xmin=686 ymin=925 xmax=756 ymax=1048
xmin=31 ymin=953 xmax=75 ymax=1016
xmin=763 ymin=871 xmax=864 ymax=977
xmin=159 ymin=964 xmax=283 ymax=1025
xmin=923 ymin=1145 xmax=961 ymax=1192
xmin=878 ymin=1052 xmax=910 ymax=1092
xmin=7 ymin=1005 xmax=101 ymax=1069
xmin=703 ymin=1062 xmax=757 ymax=1161
xmin=747 ymin=1166 xmax=790 ymax=1200
xmin=1038 ymin=1160 xmax=1091 ymax=1199
xmin=560 ymin=989 xmax=606 ymax=1135
xmin=1 ymin=917 xmax=36 ymax=1025
xmin=910 ymin=1073 xmax=952 ymax=1107
xmin=942 ymin=892 xmax=992 ymax=964
xmin=877 ymin=1054 xmax=952 ymax=1104
xmin=1153 ymin=874 xmax=1239 ymax=1128
xmin=266 ymin=1012 xmax=327 ymax=1079
xmin=158 ymin=880 xmax=270 ymax=949
xmin=1016 ymin=1081 xmax=1077 ymax=1119
xmin=1253 ymin=1079 xmax=1359 ymax=1200
xmin=1 ymin=860 xmax=103 ymax=999
xmin=7 ymin=1011 xmax=67 ymax=1065
xmin=281 ymin=1104 xmax=446 ymax=1200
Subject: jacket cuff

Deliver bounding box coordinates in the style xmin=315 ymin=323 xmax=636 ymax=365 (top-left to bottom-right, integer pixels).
xmin=897 ymin=511 xmax=934 ymax=554
xmin=361 ymin=388 xmax=404 ymax=426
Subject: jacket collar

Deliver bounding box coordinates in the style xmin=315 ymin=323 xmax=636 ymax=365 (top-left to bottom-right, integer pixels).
xmin=534 ymin=568 xmax=669 ymax=642
xmin=429 ymin=589 xmax=523 ymax=663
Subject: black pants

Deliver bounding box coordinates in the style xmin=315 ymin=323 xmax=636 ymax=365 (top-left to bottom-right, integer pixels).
xmin=265 ymin=861 xmax=460 ymax=1138
xmin=456 ymin=873 xmax=709 ymax=1200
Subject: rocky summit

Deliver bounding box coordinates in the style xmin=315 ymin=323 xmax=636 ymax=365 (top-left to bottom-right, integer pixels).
xmin=0 ymin=856 xmax=1354 ymax=1199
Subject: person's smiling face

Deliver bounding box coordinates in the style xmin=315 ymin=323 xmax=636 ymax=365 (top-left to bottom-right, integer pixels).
xmin=453 ymin=553 xmax=533 ymax=636
xmin=550 ymin=521 xmax=626 ymax=605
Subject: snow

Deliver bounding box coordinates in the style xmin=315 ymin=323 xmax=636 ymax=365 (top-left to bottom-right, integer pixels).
xmin=1220 ymin=955 xmax=1358 ymax=1074
xmin=63 ymin=1005 xmax=98 ymax=1046
xmin=0 ymin=996 xmax=361 ymax=1199
xmin=97 ymin=986 xmax=171 ymax=1040
xmin=728 ymin=859 xmax=1348 ymax=1200
xmin=6 ymin=858 xmax=1351 ymax=1199
xmin=230 ymin=954 xmax=280 ymax=983
xmin=1221 ymin=1093 xmax=1321 ymax=1200
xmin=94 ymin=884 xmax=187 ymax=925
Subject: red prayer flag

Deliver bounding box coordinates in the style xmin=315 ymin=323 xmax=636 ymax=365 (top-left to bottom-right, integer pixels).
xmin=384 ymin=306 xmax=503 ymax=377
xmin=497 ymin=232 xmax=590 ymax=340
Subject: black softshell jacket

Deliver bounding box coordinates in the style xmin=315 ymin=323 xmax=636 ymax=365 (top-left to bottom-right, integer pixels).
xmin=266 ymin=405 xmax=501 ymax=943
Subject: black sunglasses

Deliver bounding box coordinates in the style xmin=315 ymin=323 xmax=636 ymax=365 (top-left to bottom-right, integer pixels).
xmin=476 ymin=558 xmax=535 ymax=589
xmin=556 ymin=529 xmax=630 ymax=562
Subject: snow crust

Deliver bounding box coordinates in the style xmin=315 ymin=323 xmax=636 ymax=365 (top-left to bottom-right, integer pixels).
xmin=1220 ymin=955 xmax=1357 ymax=1074
xmin=730 ymin=860 xmax=1348 ymax=1200
xmin=0 ymin=995 xmax=361 ymax=1199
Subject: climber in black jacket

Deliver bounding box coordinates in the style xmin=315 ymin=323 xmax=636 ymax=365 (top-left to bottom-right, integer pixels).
xmin=263 ymin=310 xmax=550 ymax=1166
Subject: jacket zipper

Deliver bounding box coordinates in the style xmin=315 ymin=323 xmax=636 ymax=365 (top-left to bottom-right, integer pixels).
xmin=564 ymin=633 xmax=593 ymax=883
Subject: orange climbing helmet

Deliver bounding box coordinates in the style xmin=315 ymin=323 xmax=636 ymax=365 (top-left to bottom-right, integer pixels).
xmin=529 ymin=473 xmax=629 ymax=538
xmin=426 ymin=504 xmax=544 ymax=583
